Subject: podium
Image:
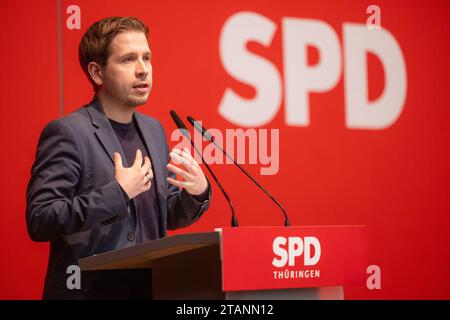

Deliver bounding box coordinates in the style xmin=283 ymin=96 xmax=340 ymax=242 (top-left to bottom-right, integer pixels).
xmin=79 ymin=226 xmax=368 ymax=300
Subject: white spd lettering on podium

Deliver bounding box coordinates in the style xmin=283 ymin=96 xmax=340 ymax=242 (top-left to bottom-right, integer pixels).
xmin=272 ymin=236 xmax=321 ymax=267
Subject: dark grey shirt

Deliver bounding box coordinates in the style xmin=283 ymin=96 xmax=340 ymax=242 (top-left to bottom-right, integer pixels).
xmin=109 ymin=117 xmax=161 ymax=242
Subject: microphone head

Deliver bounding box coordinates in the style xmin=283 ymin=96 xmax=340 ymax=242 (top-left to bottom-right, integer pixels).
xmin=187 ymin=115 xmax=195 ymax=126
xmin=170 ymin=110 xmax=190 ymax=137
xmin=187 ymin=115 xmax=215 ymax=142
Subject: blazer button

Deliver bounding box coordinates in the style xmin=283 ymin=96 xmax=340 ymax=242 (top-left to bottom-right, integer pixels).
xmin=127 ymin=231 xmax=135 ymax=241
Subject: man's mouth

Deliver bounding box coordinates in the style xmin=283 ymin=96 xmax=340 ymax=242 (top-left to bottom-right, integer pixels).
xmin=132 ymin=82 xmax=150 ymax=94
xmin=133 ymin=82 xmax=149 ymax=88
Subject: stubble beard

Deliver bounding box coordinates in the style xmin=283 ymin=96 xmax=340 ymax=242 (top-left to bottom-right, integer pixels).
xmin=107 ymin=80 xmax=151 ymax=109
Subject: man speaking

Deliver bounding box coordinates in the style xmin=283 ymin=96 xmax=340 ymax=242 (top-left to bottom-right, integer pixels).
xmin=26 ymin=16 xmax=211 ymax=299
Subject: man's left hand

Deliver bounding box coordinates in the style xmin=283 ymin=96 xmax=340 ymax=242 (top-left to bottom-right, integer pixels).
xmin=167 ymin=147 xmax=208 ymax=196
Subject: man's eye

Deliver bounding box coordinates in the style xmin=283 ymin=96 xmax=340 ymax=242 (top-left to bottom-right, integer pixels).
xmin=123 ymin=57 xmax=133 ymax=63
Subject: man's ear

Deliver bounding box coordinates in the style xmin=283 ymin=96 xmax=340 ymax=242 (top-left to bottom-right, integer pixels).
xmin=87 ymin=62 xmax=103 ymax=86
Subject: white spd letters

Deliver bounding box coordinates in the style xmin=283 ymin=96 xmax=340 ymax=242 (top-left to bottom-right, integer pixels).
xmin=219 ymin=12 xmax=407 ymax=130
xmin=272 ymin=236 xmax=321 ymax=268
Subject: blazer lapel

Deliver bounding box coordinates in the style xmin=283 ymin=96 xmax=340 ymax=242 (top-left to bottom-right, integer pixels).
xmin=85 ymin=97 xmax=130 ymax=168
xmin=133 ymin=112 xmax=166 ymax=205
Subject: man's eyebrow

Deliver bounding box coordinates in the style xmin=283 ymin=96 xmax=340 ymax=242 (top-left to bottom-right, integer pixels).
xmin=118 ymin=51 xmax=152 ymax=59
xmin=118 ymin=52 xmax=135 ymax=59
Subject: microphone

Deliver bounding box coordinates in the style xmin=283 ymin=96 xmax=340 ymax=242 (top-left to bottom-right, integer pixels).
xmin=187 ymin=115 xmax=291 ymax=227
xmin=169 ymin=111 xmax=239 ymax=227
xmin=190 ymin=118 xmax=215 ymax=142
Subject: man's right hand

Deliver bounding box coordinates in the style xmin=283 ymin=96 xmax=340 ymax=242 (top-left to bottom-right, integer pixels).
xmin=114 ymin=149 xmax=153 ymax=199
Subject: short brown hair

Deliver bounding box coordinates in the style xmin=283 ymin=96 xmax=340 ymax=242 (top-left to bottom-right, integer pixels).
xmin=78 ymin=16 xmax=149 ymax=90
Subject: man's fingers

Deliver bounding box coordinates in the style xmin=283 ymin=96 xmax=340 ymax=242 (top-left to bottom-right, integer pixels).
xmin=171 ymin=148 xmax=198 ymax=174
xmin=143 ymin=175 xmax=152 ymax=187
xmin=167 ymin=177 xmax=188 ymax=188
xmin=169 ymin=149 xmax=189 ymax=165
xmin=167 ymin=163 xmax=193 ymax=181
xmin=132 ymin=149 xmax=143 ymax=168
xmin=181 ymin=147 xmax=195 ymax=161
xmin=141 ymin=156 xmax=152 ymax=175
xmin=173 ymin=148 xmax=194 ymax=160
xmin=182 ymin=148 xmax=200 ymax=174
xmin=113 ymin=152 xmax=123 ymax=169
xmin=169 ymin=152 xmax=189 ymax=168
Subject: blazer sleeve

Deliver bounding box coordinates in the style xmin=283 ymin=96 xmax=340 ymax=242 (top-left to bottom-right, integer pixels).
xmin=166 ymin=176 xmax=212 ymax=229
xmin=26 ymin=119 xmax=130 ymax=242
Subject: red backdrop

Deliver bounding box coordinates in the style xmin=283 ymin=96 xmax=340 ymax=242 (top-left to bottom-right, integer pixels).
xmin=1 ymin=0 xmax=449 ymax=299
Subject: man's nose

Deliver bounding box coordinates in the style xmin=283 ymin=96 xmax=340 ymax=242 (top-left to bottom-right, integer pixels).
xmin=136 ymin=59 xmax=149 ymax=77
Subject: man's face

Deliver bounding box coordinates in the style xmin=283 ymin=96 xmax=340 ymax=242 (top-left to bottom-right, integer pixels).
xmin=100 ymin=31 xmax=152 ymax=107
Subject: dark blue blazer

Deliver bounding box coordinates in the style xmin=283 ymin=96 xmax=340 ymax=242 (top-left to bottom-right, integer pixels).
xmin=26 ymin=97 xmax=210 ymax=299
